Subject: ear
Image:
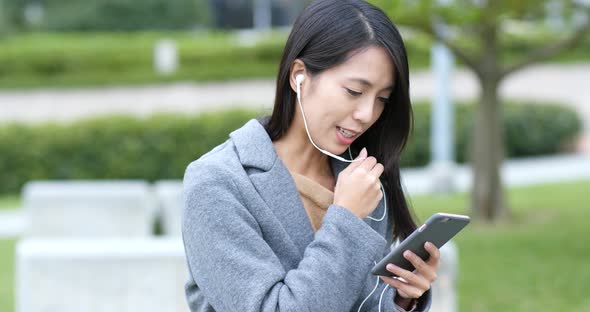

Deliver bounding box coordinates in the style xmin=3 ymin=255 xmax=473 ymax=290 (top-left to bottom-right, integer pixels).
xmin=289 ymin=59 xmax=308 ymax=94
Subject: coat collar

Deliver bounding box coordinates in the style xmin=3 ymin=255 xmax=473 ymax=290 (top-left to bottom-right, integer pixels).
xmin=229 ymin=119 xmax=278 ymax=171
xmin=229 ymin=118 xmax=349 ymax=175
xmin=228 ymin=118 xmax=350 ymax=257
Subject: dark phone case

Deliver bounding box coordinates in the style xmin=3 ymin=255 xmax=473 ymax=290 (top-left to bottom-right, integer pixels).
xmin=371 ymin=213 xmax=470 ymax=277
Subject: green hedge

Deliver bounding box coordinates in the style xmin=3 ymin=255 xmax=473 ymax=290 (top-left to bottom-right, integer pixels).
xmin=0 ymin=102 xmax=582 ymax=194
xmin=400 ymin=102 xmax=582 ymax=167
xmin=0 ymin=109 xmax=260 ymax=194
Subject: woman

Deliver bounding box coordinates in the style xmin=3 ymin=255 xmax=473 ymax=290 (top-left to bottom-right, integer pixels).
xmin=182 ymin=1 xmax=440 ymax=311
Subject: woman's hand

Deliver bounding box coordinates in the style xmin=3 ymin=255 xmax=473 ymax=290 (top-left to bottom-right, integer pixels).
xmin=333 ymin=147 xmax=384 ymax=219
xmin=380 ymin=242 xmax=440 ymax=302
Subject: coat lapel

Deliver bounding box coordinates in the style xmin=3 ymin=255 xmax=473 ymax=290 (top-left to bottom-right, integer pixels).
xmin=248 ymin=165 xmax=315 ymax=257
xmin=230 ymin=119 xmax=314 ymax=257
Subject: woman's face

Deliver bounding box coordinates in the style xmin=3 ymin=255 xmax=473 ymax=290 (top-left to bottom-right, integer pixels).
xmin=294 ymin=45 xmax=395 ymax=155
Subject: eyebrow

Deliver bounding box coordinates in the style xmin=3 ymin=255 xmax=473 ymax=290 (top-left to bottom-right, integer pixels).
xmin=347 ymin=78 xmax=394 ymax=91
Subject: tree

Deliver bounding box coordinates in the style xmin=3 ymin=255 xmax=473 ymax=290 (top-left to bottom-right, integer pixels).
xmin=372 ymin=0 xmax=590 ymax=222
xmin=0 ymin=0 xmax=18 ymax=36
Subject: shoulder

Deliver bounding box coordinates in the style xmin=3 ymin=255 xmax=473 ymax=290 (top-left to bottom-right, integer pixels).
xmin=183 ymin=139 xmax=242 ymax=191
xmin=182 ymin=139 xmax=262 ymax=232
xmin=182 ymin=139 xmax=251 ymax=227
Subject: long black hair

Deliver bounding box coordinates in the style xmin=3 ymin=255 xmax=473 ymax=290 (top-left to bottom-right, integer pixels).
xmin=265 ymin=0 xmax=417 ymax=240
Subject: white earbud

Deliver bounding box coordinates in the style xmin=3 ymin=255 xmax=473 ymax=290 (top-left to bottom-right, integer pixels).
xmin=296 ymin=74 xmax=305 ymax=88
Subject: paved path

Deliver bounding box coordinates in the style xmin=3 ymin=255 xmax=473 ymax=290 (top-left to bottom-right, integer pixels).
xmin=1 ymin=63 xmax=589 ymax=136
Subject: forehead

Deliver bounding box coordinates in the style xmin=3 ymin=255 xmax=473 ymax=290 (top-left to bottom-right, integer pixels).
xmin=324 ymin=46 xmax=395 ymax=88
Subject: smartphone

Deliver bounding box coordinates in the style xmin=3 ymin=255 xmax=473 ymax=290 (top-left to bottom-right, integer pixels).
xmin=371 ymin=212 xmax=470 ymax=277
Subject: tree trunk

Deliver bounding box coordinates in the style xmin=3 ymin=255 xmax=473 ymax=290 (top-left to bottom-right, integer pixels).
xmin=470 ymin=11 xmax=509 ymax=222
xmin=471 ymin=73 xmax=507 ymax=221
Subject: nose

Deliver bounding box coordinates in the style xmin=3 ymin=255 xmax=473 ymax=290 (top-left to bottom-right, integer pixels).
xmin=352 ymin=98 xmax=377 ymax=124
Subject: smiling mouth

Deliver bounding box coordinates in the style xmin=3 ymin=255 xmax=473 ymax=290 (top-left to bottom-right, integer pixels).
xmin=337 ymin=127 xmax=359 ymax=138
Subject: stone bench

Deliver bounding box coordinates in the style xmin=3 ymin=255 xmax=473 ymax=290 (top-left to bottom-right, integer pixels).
xmin=14 ymin=235 xmax=460 ymax=312
xmin=154 ymin=180 xmax=184 ymax=237
xmin=16 ymin=238 xmax=189 ymax=312
xmin=23 ymin=180 xmax=156 ymax=237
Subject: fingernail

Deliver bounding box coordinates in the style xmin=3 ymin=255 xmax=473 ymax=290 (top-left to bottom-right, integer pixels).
xmin=358 ymin=147 xmax=367 ymax=158
xmin=404 ymin=250 xmax=412 ymax=258
xmin=386 ymin=264 xmax=394 ymax=271
xmin=354 ymin=148 xmax=365 ymax=160
xmin=425 ymin=242 xmax=433 ymax=248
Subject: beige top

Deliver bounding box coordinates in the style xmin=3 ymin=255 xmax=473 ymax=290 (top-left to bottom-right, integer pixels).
xmin=290 ymin=172 xmax=334 ymax=232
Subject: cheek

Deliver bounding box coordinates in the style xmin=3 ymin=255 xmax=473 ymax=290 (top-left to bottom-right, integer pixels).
xmin=314 ymin=87 xmax=348 ymax=118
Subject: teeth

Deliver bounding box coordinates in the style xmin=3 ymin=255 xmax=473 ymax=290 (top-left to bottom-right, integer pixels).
xmin=338 ymin=127 xmax=355 ymax=138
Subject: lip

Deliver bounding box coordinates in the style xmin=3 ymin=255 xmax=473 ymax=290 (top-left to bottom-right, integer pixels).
xmin=336 ymin=126 xmax=360 ymax=145
xmin=338 ymin=126 xmax=361 ymax=136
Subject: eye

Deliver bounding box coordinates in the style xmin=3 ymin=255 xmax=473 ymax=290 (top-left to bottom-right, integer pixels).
xmin=378 ymin=97 xmax=390 ymax=104
xmin=345 ymin=88 xmax=362 ymax=97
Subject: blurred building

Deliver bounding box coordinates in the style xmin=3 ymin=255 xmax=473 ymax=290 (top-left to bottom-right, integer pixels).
xmin=209 ymin=0 xmax=311 ymax=29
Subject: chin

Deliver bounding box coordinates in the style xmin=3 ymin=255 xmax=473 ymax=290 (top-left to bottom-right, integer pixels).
xmin=326 ymin=144 xmax=350 ymax=157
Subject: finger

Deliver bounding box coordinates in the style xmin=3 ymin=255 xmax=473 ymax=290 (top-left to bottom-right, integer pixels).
xmin=379 ymin=276 xmax=425 ymax=299
xmin=356 ymin=156 xmax=377 ymax=173
xmin=424 ymin=242 xmax=441 ymax=267
xmin=403 ymin=250 xmax=437 ymax=282
xmin=345 ymin=147 xmax=367 ymax=171
xmin=369 ymin=163 xmax=384 ymax=178
xmin=386 ymin=263 xmax=430 ymax=291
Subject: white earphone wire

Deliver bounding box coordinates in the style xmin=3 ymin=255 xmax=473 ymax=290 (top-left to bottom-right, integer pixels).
xmin=356 ymin=262 xmax=390 ymax=312
xmin=298 ymin=75 xmax=387 ymax=223
xmin=357 ymin=273 xmax=381 ymax=312
xmin=377 ymin=284 xmax=390 ymax=312
xmin=298 ymin=75 xmax=389 ymax=312
xmin=296 ymin=75 xmax=361 ymax=163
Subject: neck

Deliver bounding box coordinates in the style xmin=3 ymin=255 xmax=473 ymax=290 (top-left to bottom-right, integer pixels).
xmin=273 ymin=121 xmax=333 ymax=179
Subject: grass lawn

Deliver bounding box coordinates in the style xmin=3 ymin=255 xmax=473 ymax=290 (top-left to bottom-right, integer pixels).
xmin=0 ymin=195 xmax=19 ymax=210
xmin=0 ymin=195 xmax=18 ymax=311
xmin=409 ymin=180 xmax=590 ymax=311
xmin=0 ymin=240 xmax=15 ymax=312
xmin=0 ymin=31 xmax=289 ymax=90
xmin=0 ymin=181 xmax=588 ymax=311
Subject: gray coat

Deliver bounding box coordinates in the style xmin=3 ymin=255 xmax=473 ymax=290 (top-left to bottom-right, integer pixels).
xmin=182 ymin=119 xmax=432 ymax=312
